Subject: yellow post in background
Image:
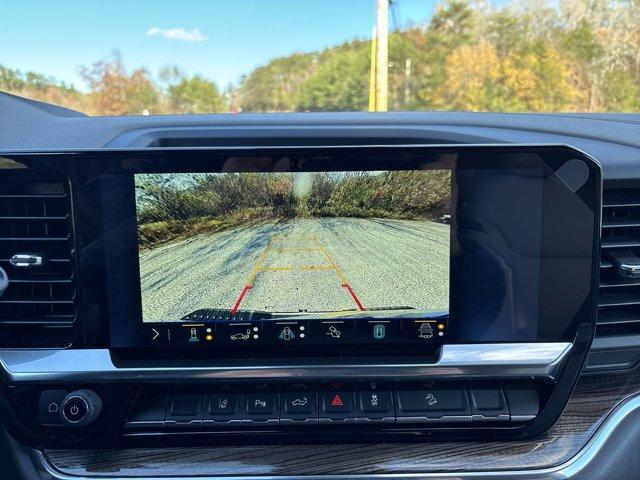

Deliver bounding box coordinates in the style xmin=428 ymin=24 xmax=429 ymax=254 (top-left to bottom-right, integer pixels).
xmin=368 ymin=26 xmax=377 ymax=112
xmin=375 ymin=0 xmax=389 ymax=111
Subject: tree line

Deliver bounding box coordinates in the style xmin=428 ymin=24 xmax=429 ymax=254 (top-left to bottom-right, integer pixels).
xmin=136 ymin=171 xmax=450 ymax=247
xmin=2 ymin=0 xmax=640 ymax=114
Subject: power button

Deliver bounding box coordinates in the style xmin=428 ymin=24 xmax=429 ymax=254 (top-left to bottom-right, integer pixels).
xmin=60 ymin=390 xmax=102 ymax=427
xmin=62 ymin=397 xmax=88 ymax=423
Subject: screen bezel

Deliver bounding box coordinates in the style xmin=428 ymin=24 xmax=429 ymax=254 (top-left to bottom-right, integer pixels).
xmin=0 ymin=145 xmax=601 ymax=357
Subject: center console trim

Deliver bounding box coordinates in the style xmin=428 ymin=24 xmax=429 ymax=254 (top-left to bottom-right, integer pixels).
xmin=0 ymin=342 xmax=571 ymax=384
xmin=31 ymin=392 xmax=640 ymax=479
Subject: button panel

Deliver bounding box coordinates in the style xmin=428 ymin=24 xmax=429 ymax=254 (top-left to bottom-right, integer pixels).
xmin=144 ymin=315 xmax=447 ymax=348
xmin=123 ymin=381 xmax=539 ymax=430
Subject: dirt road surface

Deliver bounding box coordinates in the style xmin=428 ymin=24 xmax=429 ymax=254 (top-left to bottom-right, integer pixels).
xmin=139 ymin=217 xmax=449 ymax=320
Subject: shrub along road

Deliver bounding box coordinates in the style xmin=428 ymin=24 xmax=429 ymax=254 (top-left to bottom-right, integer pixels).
xmin=139 ymin=217 xmax=450 ymax=321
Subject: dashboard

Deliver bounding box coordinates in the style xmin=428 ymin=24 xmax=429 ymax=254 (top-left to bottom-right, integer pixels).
xmin=1 ymin=92 xmax=640 ymax=479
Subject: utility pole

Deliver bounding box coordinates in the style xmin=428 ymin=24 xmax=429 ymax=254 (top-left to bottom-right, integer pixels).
xmin=368 ymin=26 xmax=377 ymax=112
xmin=375 ymin=0 xmax=389 ymax=112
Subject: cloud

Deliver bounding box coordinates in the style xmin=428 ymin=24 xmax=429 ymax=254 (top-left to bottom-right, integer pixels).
xmin=146 ymin=27 xmax=207 ymax=43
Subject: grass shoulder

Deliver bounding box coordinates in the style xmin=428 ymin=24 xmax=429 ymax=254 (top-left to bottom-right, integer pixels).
xmin=138 ymin=207 xmax=273 ymax=250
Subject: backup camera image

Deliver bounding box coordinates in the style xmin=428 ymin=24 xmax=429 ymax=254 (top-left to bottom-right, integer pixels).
xmin=135 ymin=171 xmax=451 ymax=321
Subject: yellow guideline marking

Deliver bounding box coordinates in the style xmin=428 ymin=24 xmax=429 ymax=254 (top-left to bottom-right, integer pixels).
xmin=300 ymin=265 xmax=334 ymax=271
xmin=273 ymin=247 xmax=322 ymax=253
xmin=235 ymin=232 xmax=365 ymax=312
xmin=310 ymin=235 xmax=348 ymax=284
xmin=244 ymin=238 xmax=274 ymax=286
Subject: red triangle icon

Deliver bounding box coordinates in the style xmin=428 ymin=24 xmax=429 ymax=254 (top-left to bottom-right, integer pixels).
xmin=331 ymin=394 xmax=344 ymax=407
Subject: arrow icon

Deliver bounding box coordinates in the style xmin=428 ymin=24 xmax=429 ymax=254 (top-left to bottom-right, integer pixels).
xmin=151 ymin=328 xmax=159 ymax=341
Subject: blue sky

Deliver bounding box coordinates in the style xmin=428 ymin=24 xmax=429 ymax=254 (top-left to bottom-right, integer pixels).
xmin=1 ymin=0 xmax=439 ymax=90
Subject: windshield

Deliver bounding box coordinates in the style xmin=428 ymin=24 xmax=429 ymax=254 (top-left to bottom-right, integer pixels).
xmin=2 ymin=0 xmax=638 ymax=115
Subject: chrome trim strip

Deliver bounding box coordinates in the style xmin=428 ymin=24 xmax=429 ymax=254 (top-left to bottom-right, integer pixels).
xmin=0 ymin=343 xmax=571 ymax=384
xmin=30 ymin=392 xmax=640 ymax=479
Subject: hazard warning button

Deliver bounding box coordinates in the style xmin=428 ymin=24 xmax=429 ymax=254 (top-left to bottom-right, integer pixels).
xmin=320 ymin=383 xmax=355 ymax=422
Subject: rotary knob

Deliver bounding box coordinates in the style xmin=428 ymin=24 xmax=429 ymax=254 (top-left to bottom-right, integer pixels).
xmin=60 ymin=389 xmax=102 ymax=427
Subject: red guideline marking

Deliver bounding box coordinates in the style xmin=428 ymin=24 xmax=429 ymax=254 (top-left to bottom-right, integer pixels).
xmin=341 ymin=283 xmax=366 ymax=311
xmin=231 ymin=285 xmax=252 ymax=315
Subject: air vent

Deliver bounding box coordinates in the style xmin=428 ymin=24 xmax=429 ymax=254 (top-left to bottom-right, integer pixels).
xmin=0 ymin=170 xmax=77 ymax=347
xmin=586 ymin=185 xmax=640 ymax=372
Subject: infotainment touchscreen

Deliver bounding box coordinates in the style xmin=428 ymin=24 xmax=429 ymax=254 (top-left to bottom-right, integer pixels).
xmin=61 ymin=145 xmax=600 ymax=356
xmin=134 ymin=171 xmax=451 ymax=328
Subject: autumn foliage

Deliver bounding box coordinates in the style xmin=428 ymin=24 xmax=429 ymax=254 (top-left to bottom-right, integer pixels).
xmin=2 ymin=0 xmax=640 ymax=114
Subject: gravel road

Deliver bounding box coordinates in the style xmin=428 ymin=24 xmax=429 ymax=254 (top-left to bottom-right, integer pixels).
xmin=139 ymin=217 xmax=450 ymax=321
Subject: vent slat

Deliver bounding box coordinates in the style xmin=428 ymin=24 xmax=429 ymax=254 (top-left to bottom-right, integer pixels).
xmin=0 ymin=299 xmax=74 ymax=304
xmin=601 ymin=238 xmax=640 ymax=249
xmin=603 ymin=202 xmax=640 ymax=208
xmin=0 ymin=319 xmax=74 ymax=326
xmin=8 ymin=279 xmax=72 ymax=284
xmin=597 ymin=309 xmax=640 ymax=325
xmin=600 ymin=278 xmax=640 ymax=288
xmin=0 ymin=215 xmax=68 ymax=221
xmin=0 ymin=194 xmax=67 ymax=199
xmin=603 ymin=189 xmax=640 ymax=207
xmin=0 ymin=258 xmax=70 ymax=263
xmin=603 ymin=218 xmax=640 ymax=228
xmin=0 ymin=237 xmax=70 ymax=241
xmin=598 ymin=291 xmax=640 ymax=307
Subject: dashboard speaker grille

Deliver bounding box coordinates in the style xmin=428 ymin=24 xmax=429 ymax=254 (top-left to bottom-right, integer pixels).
xmin=0 ymin=168 xmax=76 ymax=347
xmin=587 ymin=185 xmax=640 ymax=372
